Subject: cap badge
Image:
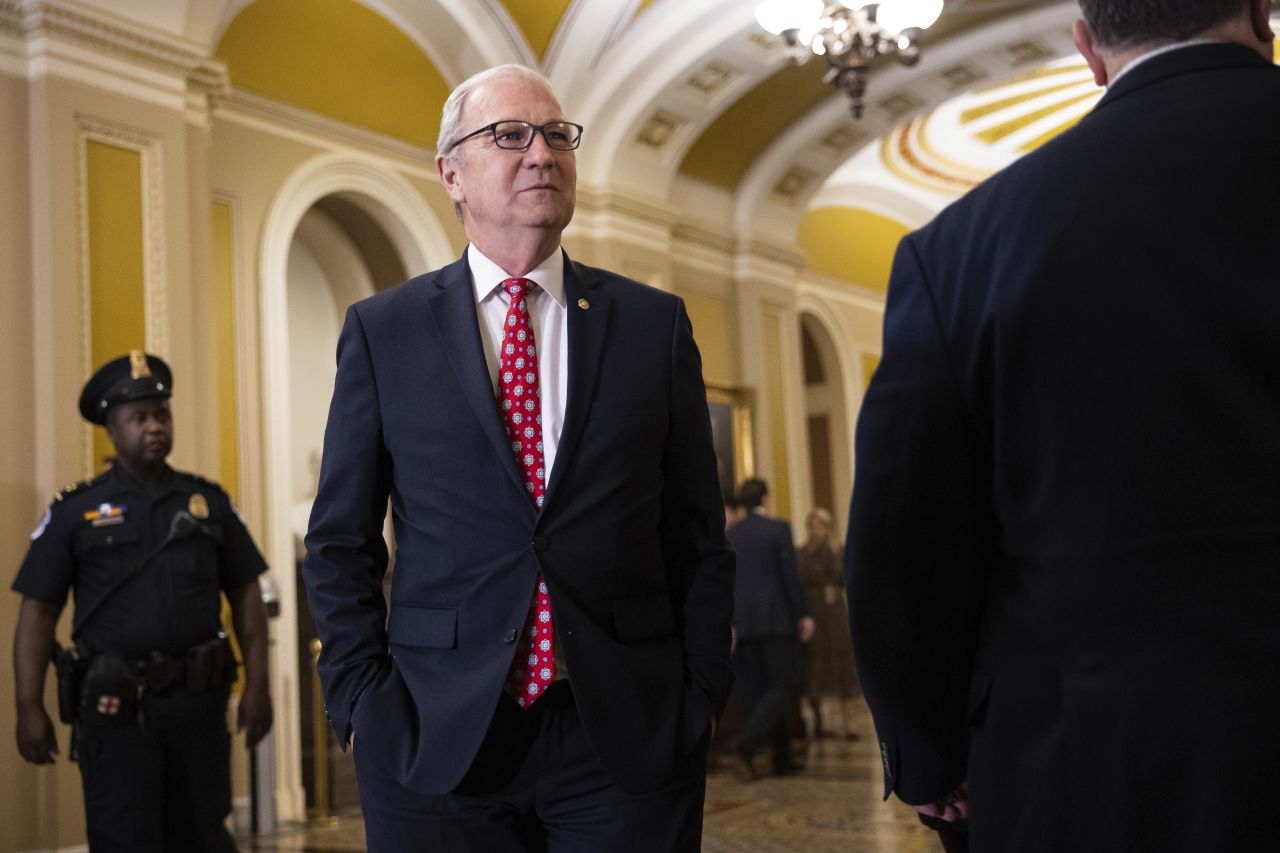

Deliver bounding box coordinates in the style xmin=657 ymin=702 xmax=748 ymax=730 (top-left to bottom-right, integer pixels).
xmin=129 ymin=350 xmax=151 ymax=380
xmin=188 ymin=493 xmax=210 ymax=520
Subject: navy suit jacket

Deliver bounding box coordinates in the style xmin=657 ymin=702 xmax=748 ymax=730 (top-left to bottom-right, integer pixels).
xmin=303 ymin=250 xmax=734 ymax=796
xmin=847 ymin=44 xmax=1280 ymax=850
xmin=727 ymin=511 xmax=806 ymax=639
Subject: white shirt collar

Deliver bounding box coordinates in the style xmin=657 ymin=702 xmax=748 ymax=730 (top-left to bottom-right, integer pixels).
xmin=1111 ymin=39 xmax=1216 ymax=85
xmin=467 ymin=245 xmax=566 ymax=308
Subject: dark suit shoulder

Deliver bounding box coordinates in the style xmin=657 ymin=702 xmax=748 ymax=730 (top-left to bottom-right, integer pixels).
xmin=349 ymin=269 xmax=446 ymax=320
xmin=570 ymin=261 xmax=680 ymax=306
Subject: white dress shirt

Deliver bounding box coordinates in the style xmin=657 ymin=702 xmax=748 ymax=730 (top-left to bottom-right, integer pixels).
xmin=468 ymin=245 xmax=568 ymax=480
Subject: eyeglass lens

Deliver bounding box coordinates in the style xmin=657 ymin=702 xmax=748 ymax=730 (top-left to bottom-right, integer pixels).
xmin=493 ymin=121 xmax=581 ymax=150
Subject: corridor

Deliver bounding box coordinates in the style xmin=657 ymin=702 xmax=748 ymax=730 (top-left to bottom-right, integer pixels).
xmin=248 ymin=700 xmax=942 ymax=853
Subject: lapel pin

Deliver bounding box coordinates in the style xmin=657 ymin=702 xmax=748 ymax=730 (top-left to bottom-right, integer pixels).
xmin=577 ymin=298 xmax=590 ymax=310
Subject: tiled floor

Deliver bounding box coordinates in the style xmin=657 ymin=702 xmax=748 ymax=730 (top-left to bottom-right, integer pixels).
xmin=246 ymin=702 xmax=942 ymax=852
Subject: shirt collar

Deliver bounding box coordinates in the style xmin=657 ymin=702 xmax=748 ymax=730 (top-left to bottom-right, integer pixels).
xmin=1111 ymin=39 xmax=1216 ymax=84
xmin=468 ymin=244 xmax=566 ymax=308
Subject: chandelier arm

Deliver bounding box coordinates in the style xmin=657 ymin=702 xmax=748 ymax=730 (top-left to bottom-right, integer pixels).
xmin=758 ymin=0 xmax=944 ymax=119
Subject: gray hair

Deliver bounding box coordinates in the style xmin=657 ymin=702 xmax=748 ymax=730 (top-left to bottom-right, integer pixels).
xmin=1078 ymin=0 xmax=1252 ymax=48
xmin=436 ymin=64 xmax=559 ymax=160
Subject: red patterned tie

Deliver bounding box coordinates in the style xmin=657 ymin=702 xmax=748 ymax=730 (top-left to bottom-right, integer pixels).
xmin=497 ymin=278 xmax=555 ymax=708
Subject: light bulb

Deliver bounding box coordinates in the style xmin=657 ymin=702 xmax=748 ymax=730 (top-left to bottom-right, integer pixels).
xmin=875 ymin=0 xmax=944 ymax=35
xmin=755 ymin=0 xmax=825 ymax=35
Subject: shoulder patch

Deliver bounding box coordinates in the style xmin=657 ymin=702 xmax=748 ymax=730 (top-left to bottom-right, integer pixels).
xmin=30 ymin=506 xmax=52 ymax=540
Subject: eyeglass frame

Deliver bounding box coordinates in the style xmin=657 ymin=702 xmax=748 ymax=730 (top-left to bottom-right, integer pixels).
xmin=446 ymin=120 xmax=584 ymax=153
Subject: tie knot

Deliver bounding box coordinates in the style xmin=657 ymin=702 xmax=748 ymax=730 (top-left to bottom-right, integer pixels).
xmin=503 ymin=278 xmax=532 ymax=299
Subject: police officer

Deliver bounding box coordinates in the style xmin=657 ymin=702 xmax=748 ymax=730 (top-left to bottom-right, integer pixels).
xmin=12 ymin=350 xmax=272 ymax=852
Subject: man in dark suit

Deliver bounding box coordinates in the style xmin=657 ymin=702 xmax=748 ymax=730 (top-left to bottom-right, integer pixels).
xmin=846 ymin=1 xmax=1279 ymax=850
xmin=726 ymin=478 xmax=812 ymax=778
xmin=302 ymin=64 xmax=734 ymax=852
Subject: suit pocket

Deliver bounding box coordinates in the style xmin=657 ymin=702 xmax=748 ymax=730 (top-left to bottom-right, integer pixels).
xmin=387 ymin=606 xmax=457 ymax=649
xmin=589 ymin=398 xmax=666 ymax=420
xmin=613 ymin=594 xmax=677 ymax=642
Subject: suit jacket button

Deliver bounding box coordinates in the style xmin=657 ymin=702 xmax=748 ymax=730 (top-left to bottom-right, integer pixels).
xmin=531 ymin=536 xmax=549 ymax=551
xmin=504 ymin=629 xmax=518 ymax=644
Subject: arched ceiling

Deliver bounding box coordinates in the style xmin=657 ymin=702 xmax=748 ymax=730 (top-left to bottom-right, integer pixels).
xmin=73 ymin=0 xmax=1280 ymax=253
xmin=215 ymin=0 xmax=452 ymax=148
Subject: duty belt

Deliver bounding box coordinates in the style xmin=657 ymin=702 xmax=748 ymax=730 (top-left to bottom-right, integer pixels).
xmin=127 ymin=653 xmax=186 ymax=692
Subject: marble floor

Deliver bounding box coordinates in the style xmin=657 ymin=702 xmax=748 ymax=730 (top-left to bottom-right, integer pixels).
xmin=246 ymin=701 xmax=942 ymax=852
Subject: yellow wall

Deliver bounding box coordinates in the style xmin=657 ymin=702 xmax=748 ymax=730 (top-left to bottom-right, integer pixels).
xmin=86 ymin=140 xmax=146 ymax=473
xmin=860 ymin=353 xmax=881 ymax=390
xmin=217 ymin=0 xmax=451 ymax=149
xmin=211 ymin=202 xmax=240 ymax=502
xmin=500 ymin=0 xmax=572 ymax=60
xmin=797 ymin=207 xmax=911 ymax=293
xmin=677 ymin=289 xmax=734 ymax=387
xmin=763 ymin=310 xmax=790 ymax=522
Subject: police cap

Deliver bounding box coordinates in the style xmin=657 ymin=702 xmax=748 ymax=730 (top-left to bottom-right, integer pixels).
xmin=78 ymin=350 xmax=172 ymax=425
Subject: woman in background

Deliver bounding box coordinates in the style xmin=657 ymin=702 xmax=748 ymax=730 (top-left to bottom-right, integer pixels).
xmin=797 ymin=507 xmax=860 ymax=740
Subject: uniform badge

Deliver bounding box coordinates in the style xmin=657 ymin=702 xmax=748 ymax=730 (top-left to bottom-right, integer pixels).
xmin=84 ymin=503 xmax=126 ymax=526
xmin=129 ymin=349 xmax=151 ymax=380
xmin=30 ymin=506 xmax=52 ymax=540
xmin=188 ymin=493 xmax=210 ymax=520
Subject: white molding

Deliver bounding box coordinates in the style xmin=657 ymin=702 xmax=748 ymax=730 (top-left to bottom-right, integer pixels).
xmin=0 ymin=0 xmax=228 ymax=109
xmin=75 ymin=115 xmax=166 ymax=470
xmin=217 ymin=88 xmax=439 ymax=181
xmin=257 ymin=153 xmax=455 ymax=824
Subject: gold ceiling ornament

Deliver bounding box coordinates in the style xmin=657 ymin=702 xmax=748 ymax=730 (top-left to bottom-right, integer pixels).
xmin=755 ymin=0 xmax=945 ymax=119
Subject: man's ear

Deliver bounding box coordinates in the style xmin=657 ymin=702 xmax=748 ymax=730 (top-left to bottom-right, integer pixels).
xmin=1250 ymin=0 xmax=1275 ymax=51
xmin=1074 ymin=19 xmax=1109 ymax=87
xmin=437 ymin=154 xmax=465 ymax=205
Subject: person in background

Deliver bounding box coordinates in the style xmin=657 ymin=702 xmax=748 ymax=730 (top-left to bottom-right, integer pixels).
xmin=727 ymin=478 xmax=813 ymax=779
xmin=846 ymin=2 xmax=1278 ymax=851
xmin=796 ymin=508 xmax=859 ymax=742
xmin=12 ymin=351 xmax=272 ymax=852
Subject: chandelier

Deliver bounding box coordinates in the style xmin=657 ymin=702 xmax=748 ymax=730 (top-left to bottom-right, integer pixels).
xmin=755 ymin=0 xmax=945 ymax=119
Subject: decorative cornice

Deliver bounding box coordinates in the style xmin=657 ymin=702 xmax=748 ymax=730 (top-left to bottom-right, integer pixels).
xmin=736 ymin=236 xmax=805 ymax=269
xmin=671 ymin=220 xmax=735 ymax=255
xmin=575 ymin=185 xmax=676 ymax=230
xmin=219 ymin=88 xmax=437 ymax=178
xmin=1 ymin=0 xmax=228 ymax=99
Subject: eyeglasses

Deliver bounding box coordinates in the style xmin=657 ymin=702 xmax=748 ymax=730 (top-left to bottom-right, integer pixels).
xmin=448 ymin=120 xmax=584 ymax=153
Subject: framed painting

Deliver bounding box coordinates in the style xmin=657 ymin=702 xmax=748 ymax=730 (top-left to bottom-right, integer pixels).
xmin=705 ymin=383 xmax=755 ymax=503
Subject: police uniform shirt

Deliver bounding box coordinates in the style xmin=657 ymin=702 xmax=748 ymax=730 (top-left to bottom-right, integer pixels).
xmin=13 ymin=464 xmax=267 ymax=658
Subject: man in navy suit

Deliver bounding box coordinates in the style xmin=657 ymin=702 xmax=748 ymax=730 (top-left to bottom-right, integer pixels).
xmin=302 ymin=65 xmax=734 ymax=851
xmin=846 ymin=1 xmax=1279 ymax=851
xmin=725 ymin=478 xmax=812 ymax=778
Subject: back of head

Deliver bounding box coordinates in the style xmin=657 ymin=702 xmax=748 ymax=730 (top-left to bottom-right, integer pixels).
xmin=738 ymin=478 xmax=768 ymax=510
xmin=1078 ymin=0 xmax=1252 ymax=48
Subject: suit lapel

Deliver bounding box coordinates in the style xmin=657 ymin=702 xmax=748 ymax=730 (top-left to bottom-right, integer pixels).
xmin=425 ymin=252 xmax=529 ymax=500
xmin=541 ymin=257 xmax=611 ymax=516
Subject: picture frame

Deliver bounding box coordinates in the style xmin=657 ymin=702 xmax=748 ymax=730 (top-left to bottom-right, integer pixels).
xmin=705 ymin=383 xmax=755 ymax=503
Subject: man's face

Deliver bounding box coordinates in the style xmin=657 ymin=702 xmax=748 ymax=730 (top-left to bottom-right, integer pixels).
xmin=438 ymin=76 xmax=577 ymax=247
xmin=105 ymin=399 xmax=173 ymax=467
